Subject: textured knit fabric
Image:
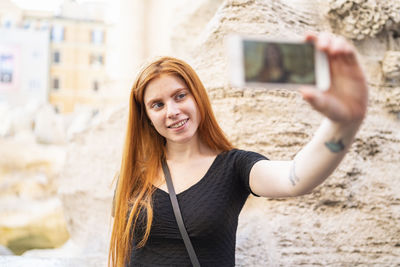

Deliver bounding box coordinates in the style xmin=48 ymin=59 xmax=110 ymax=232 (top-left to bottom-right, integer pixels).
xmin=129 ymin=149 xmax=268 ymax=267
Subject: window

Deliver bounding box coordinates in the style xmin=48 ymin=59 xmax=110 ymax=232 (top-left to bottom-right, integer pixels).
xmin=53 ymin=51 xmax=60 ymax=63
xmin=0 ymin=54 xmax=14 ymax=83
xmin=90 ymin=54 xmax=104 ymax=66
xmin=3 ymin=20 xmax=12 ymax=28
xmin=91 ymin=29 xmax=104 ymax=45
xmin=23 ymin=20 xmax=31 ymax=29
xmin=53 ymin=78 xmax=60 ymax=90
xmin=51 ymin=25 xmax=64 ymax=42
xmin=93 ymin=80 xmax=99 ymax=91
xmin=40 ymin=20 xmax=49 ymax=31
xmin=28 ymin=79 xmax=40 ymax=91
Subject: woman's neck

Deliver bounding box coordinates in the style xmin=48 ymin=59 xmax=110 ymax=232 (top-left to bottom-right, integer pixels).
xmin=166 ymin=138 xmax=215 ymax=163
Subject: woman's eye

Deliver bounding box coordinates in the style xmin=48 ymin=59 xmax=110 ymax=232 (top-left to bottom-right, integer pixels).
xmin=152 ymin=102 xmax=164 ymax=109
xmin=176 ymin=93 xmax=186 ymax=100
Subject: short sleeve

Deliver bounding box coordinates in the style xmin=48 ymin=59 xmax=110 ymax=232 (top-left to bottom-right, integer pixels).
xmin=233 ymin=149 xmax=268 ymax=197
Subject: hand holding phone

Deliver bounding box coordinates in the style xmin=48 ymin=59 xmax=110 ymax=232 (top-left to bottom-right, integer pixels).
xmin=227 ymin=33 xmax=368 ymax=124
xmin=299 ymin=33 xmax=368 ymax=124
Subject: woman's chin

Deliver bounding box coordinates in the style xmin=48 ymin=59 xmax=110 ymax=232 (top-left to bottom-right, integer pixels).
xmin=166 ymin=133 xmax=199 ymax=145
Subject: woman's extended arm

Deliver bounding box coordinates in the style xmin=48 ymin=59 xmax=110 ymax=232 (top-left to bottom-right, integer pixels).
xmin=249 ymin=33 xmax=368 ymax=198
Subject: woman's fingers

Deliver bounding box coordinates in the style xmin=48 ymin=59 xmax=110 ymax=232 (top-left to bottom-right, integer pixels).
xmin=306 ymin=32 xmax=333 ymax=52
xmin=306 ymin=32 xmax=356 ymax=61
xmin=302 ymin=32 xmax=368 ymax=123
xmin=299 ymin=87 xmax=353 ymax=122
xmin=330 ymin=35 xmax=349 ymax=56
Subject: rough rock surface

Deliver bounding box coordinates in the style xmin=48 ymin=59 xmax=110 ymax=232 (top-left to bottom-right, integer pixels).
xmin=0 ymin=245 xmax=13 ymax=256
xmin=0 ymin=137 xmax=69 ymax=255
xmin=56 ymin=106 xmax=127 ymax=256
xmin=382 ymin=51 xmax=400 ymax=84
xmin=327 ymin=0 xmax=400 ymax=40
xmin=0 ymin=255 xmax=105 ymax=267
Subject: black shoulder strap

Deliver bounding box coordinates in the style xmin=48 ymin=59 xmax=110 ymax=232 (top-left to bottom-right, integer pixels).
xmin=161 ymin=160 xmax=201 ymax=267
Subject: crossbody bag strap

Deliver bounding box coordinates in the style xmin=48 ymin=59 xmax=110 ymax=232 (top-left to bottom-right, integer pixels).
xmin=161 ymin=159 xmax=201 ymax=267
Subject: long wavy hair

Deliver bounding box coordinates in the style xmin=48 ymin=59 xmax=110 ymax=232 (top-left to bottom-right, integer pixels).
xmin=109 ymin=56 xmax=233 ymax=267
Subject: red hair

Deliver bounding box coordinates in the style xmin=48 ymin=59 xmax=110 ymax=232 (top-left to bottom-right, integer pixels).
xmin=109 ymin=56 xmax=233 ymax=266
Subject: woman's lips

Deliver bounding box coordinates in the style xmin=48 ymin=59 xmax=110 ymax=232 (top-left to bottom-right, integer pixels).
xmin=168 ymin=119 xmax=189 ymax=129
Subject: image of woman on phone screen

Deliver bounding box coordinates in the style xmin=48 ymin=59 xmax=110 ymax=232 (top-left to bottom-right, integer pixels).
xmin=109 ymin=32 xmax=368 ymax=267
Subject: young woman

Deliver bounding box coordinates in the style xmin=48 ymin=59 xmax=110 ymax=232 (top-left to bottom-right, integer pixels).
xmin=109 ymin=33 xmax=368 ymax=267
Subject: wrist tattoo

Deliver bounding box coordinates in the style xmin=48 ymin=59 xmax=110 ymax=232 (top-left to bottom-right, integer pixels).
xmin=324 ymin=139 xmax=345 ymax=153
xmin=289 ymin=160 xmax=300 ymax=186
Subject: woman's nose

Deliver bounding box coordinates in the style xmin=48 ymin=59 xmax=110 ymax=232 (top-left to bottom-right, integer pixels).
xmin=166 ymin=102 xmax=180 ymax=118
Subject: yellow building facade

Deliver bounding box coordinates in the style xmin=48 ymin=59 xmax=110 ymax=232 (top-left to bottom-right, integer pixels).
xmin=48 ymin=17 xmax=108 ymax=113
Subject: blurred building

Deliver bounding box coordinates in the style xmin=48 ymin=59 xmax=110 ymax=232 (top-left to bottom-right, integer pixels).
xmin=47 ymin=0 xmax=110 ymax=113
xmin=0 ymin=0 xmax=110 ymax=113
xmin=0 ymin=1 xmax=50 ymax=107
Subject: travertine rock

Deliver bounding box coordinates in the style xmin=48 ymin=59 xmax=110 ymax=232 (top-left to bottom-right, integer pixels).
xmin=0 ymin=138 xmax=66 ymax=177
xmin=0 ymin=105 xmax=123 ymax=259
xmin=0 ymin=245 xmax=13 ymax=256
xmin=57 ymin=106 xmax=127 ymax=256
xmin=327 ymin=0 xmax=400 ymax=40
xmin=0 ymin=197 xmax=69 ymax=255
xmin=34 ymin=105 xmax=67 ymax=145
xmin=0 ymin=127 xmax=69 ymax=255
xmin=0 ymin=255 xmax=105 ymax=267
xmin=382 ymin=51 xmax=400 ymax=83
xmin=0 ymin=103 xmax=38 ymax=138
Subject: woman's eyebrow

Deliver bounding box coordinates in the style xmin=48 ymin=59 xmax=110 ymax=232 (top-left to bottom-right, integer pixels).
xmin=171 ymin=87 xmax=187 ymax=95
xmin=146 ymin=97 xmax=162 ymax=107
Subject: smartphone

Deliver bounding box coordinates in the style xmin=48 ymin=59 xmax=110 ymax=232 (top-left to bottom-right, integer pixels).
xmin=227 ymin=35 xmax=330 ymax=91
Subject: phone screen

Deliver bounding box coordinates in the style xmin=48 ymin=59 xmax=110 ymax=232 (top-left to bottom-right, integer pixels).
xmin=243 ymin=40 xmax=316 ymax=85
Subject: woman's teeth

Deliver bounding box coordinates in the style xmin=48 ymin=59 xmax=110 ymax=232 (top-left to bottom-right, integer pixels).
xmin=170 ymin=119 xmax=188 ymax=128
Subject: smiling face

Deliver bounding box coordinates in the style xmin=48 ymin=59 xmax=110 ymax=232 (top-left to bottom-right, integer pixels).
xmin=144 ymin=74 xmax=201 ymax=145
